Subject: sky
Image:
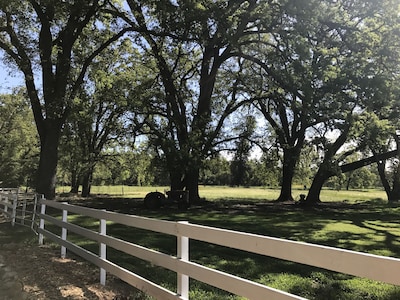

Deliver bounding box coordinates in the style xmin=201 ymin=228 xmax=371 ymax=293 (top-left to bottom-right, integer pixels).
xmin=0 ymin=60 xmax=24 ymax=93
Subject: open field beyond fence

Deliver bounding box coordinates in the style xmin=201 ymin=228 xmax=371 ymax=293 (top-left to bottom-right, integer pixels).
xmin=57 ymin=185 xmax=388 ymax=203
xmin=44 ymin=186 xmax=400 ymax=299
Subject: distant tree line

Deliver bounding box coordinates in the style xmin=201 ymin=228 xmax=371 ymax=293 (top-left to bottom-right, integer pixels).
xmin=0 ymin=93 xmax=382 ymax=192
xmin=0 ymin=0 xmax=399 ymax=204
xmin=88 ymin=147 xmax=381 ymax=191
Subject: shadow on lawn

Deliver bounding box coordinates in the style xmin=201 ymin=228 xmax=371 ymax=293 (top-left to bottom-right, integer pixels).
xmin=0 ymin=220 xmax=37 ymax=245
xmin=64 ymin=195 xmax=400 ymax=260
xmin=62 ymin=195 xmax=400 ymax=300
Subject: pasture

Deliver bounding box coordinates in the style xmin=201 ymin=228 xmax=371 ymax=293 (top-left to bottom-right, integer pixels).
xmin=58 ymin=185 xmax=387 ymax=202
xmin=53 ymin=186 xmax=400 ymax=299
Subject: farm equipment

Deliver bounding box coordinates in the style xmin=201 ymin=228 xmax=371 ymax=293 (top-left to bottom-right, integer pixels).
xmin=144 ymin=190 xmax=189 ymax=209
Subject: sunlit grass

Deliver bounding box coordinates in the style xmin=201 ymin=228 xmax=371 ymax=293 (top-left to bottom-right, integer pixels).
xmin=319 ymin=188 xmax=386 ymax=203
xmin=50 ymin=185 xmax=400 ymax=299
xmin=57 ymin=185 xmax=388 ymax=204
xmin=57 ymin=185 xmax=170 ymax=198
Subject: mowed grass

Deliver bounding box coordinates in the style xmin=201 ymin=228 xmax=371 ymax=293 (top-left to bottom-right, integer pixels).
xmin=51 ymin=186 xmax=400 ymax=299
xmin=57 ymin=185 xmax=387 ymax=202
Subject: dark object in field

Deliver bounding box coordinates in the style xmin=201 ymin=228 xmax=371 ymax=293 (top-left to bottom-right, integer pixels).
xmin=143 ymin=191 xmax=165 ymax=209
xmin=166 ymin=190 xmax=189 ymax=209
xmin=144 ymin=190 xmax=189 ymax=209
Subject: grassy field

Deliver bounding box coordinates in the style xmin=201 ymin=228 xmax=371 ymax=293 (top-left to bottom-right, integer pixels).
xmin=51 ymin=186 xmax=400 ymax=299
xmin=57 ymin=185 xmax=388 ymax=203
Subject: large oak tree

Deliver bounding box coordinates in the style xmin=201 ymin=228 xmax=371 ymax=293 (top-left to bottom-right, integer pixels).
xmin=116 ymin=0 xmax=278 ymax=203
xmin=240 ymin=0 xmax=399 ymax=202
xmin=0 ymin=0 xmax=129 ymax=198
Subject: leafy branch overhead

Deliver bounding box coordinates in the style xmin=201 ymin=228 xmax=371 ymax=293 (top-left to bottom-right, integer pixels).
xmin=0 ymin=0 xmax=399 ymax=203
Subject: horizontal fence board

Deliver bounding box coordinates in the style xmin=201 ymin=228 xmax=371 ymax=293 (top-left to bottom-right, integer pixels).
xmin=37 ymin=228 xmax=180 ymax=300
xmin=178 ymin=259 xmax=306 ymax=300
xmin=40 ymin=199 xmax=177 ymax=235
xmin=36 ymin=197 xmax=400 ymax=300
xmin=177 ymin=222 xmax=400 ymax=286
xmin=97 ymin=234 xmax=179 ymax=272
xmin=41 ymin=213 xmax=182 ymax=274
xmin=38 ymin=213 xmax=63 ymax=226
xmin=0 ymin=202 xmax=13 ymax=209
xmin=40 ymin=213 xmax=303 ymax=299
xmin=40 ymin=212 xmax=304 ymax=299
xmin=0 ymin=209 xmax=11 ymax=217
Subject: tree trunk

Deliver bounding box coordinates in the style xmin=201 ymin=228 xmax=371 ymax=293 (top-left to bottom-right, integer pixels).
xmin=376 ymin=160 xmax=394 ymax=201
xmin=36 ymin=121 xmax=61 ymax=200
xmin=81 ymin=170 xmax=92 ymax=197
xmin=304 ymin=170 xmax=326 ymax=204
xmin=304 ymin=163 xmax=337 ymax=205
xmin=388 ymin=163 xmax=400 ymax=202
xmin=340 ymin=150 xmax=397 ymax=173
xmin=276 ymin=148 xmax=299 ymax=202
xmin=69 ymin=168 xmax=79 ymax=194
xmin=185 ymin=167 xmax=200 ymax=205
xmin=70 ymin=182 xmax=79 ymax=194
xmin=169 ymin=167 xmax=185 ymax=191
xmin=346 ymin=173 xmax=352 ymax=191
xmin=392 ymin=136 xmax=400 ymax=201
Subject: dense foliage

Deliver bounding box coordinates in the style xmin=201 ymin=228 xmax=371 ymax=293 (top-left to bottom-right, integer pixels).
xmin=0 ymin=90 xmax=38 ymax=187
xmin=0 ymin=0 xmax=399 ymax=202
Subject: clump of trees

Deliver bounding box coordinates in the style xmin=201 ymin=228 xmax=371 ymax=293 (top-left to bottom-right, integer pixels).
xmin=0 ymin=0 xmax=399 ymax=204
xmin=0 ymin=90 xmax=38 ymax=187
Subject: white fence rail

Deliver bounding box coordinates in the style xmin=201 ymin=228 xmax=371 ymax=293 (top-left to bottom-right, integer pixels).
xmin=2 ymin=191 xmax=400 ymax=299
xmin=33 ymin=198 xmax=400 ymax=300
xmin=0 ymin=188 xmax=40 ymax=229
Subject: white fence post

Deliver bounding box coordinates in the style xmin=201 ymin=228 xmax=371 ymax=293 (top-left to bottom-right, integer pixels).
xmin=31 ymin=194 xmax=38 ymax=230
xmin=38 ymin=196 xmax=46 ymax=245
xmin=3 ymin=195 xmax=8 ymax=215
xmin=61 ymin=204 xmax=68 ymax=258
xmin=99 ymin=216 xmax=107 ymax=285
xmin=177 ymin=221 xmax=189 ymax=299
xmin=21 ymin=197 xmax=27 ymax=225
xmin=11 ymin=193 xmax=17 ymax=227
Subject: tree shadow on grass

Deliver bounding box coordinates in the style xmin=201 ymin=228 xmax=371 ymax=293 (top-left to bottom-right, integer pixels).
xmin=0 ymin=220 xmax=37 ymax=245
xmin=59 ymin=195 xmax=400 ymax=299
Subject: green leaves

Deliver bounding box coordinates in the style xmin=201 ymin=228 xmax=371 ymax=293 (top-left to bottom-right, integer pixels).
xmin=0 ymin=89 xmax=38 ymax=187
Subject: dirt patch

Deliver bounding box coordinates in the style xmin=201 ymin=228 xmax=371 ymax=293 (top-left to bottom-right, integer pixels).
xmin=0 ymin=215 xmax=146 ymax=300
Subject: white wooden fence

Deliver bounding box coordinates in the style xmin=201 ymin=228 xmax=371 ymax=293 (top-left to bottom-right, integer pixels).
xmin=2 ymin=191 xmax=400 ymax=299
xmin=29 ymin=197 xmax=400 ymax=300
xmin=0 ymin=188 xmax=40 ymax=230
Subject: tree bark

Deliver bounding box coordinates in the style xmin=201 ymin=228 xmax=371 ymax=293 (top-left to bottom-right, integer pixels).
xmin=382 ymin=163 xmax=400 ymax=202
xmin=303 ymin=148 xmax=400 ymax=205
xmin=390 ymin=168 xmax=400 ymax=202
xmin=36 ymin=120 xmax=62 ymax=199
xmin=304 ymin=165 xmax=336 ymax=205
xmin=185 ymin=167 xmax=200 ymax=205
xmin=303 ymin=124 xmax=351 ymax=205
xmin=304 ymin=170 xmax=326 ymax=204
xmin=276 ymin=147 xmax=300 ymax=202
xmin=81 ymin=170 xmax=92 ymax=197
xmin=69 ymin=168 xmax=79 ymax=194
xmin=340 ymin=150 xmax=397 ymax=173
xmin=168 ymin=163 xmax=185 ymax=191
xmin=376 ymin=160 xmax=393 ymax=201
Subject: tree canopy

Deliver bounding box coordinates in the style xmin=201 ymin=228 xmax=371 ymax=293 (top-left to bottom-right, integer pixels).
xmin=0 ymin=0 xmax=399 ymax=203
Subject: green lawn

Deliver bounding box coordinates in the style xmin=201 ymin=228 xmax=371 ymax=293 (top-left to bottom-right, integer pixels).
xmin=57 ymin=185 xmax=388 ymax=202
xmin=52 ymin=186 xmax=400 ymax=299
